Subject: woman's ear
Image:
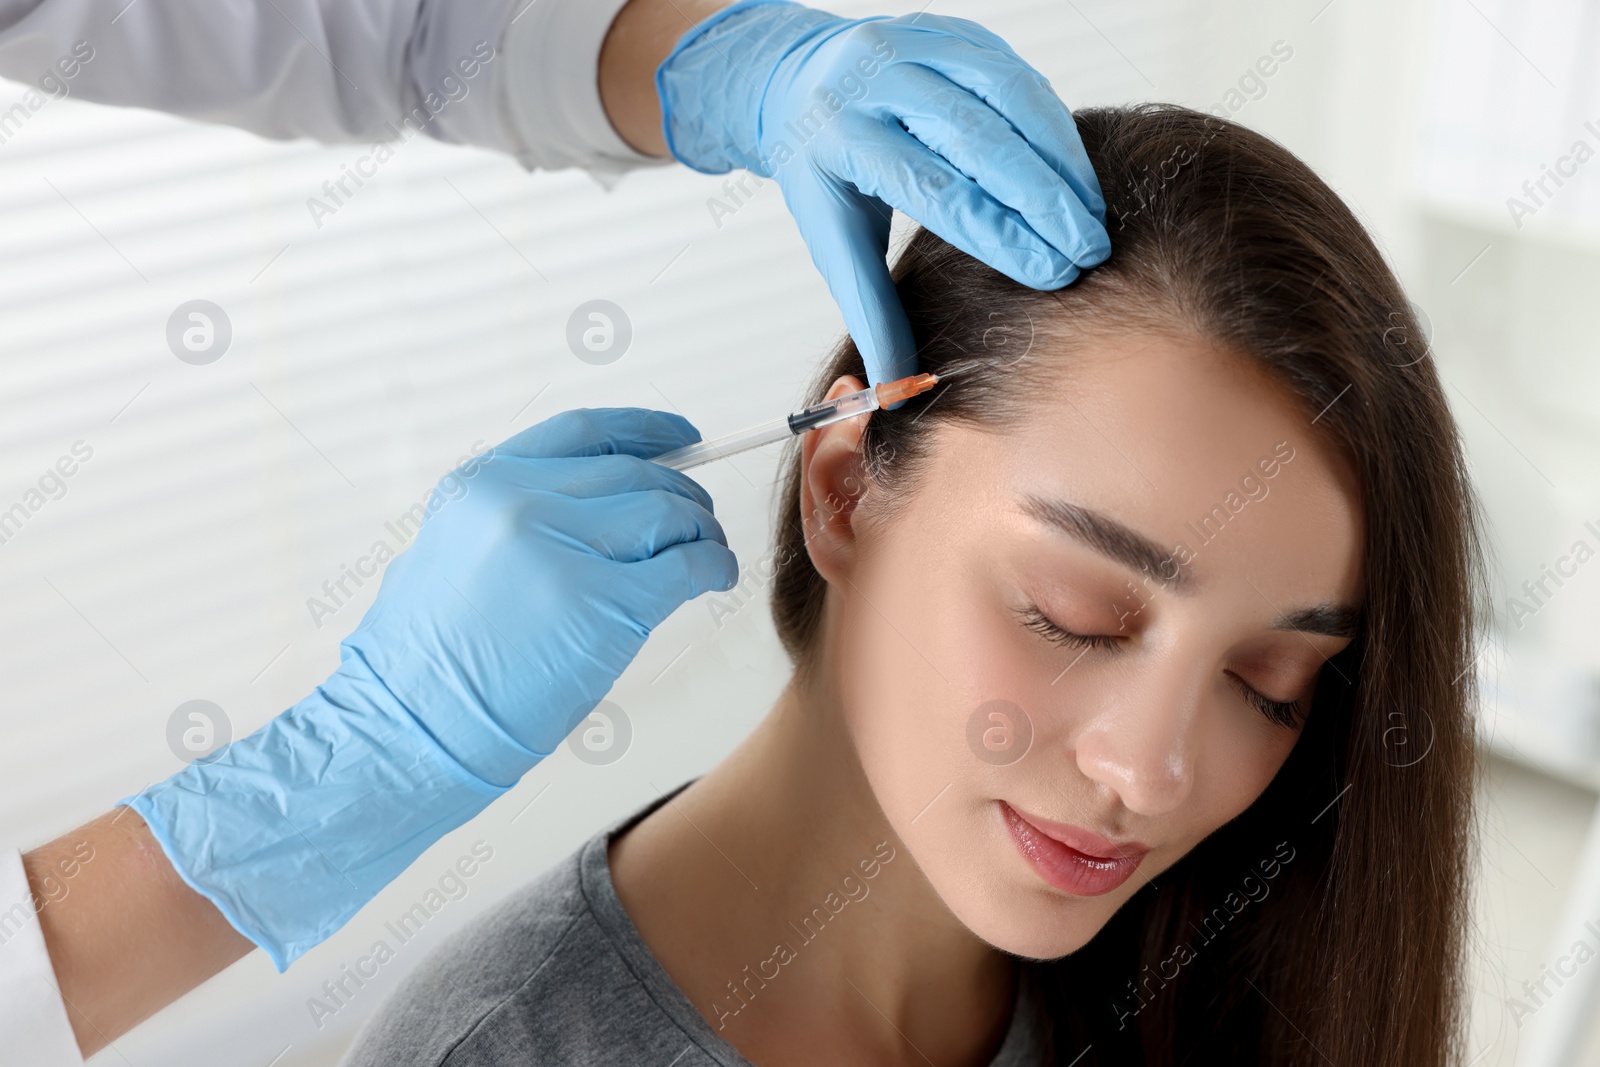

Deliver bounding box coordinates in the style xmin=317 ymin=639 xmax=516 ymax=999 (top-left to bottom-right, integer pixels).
xmin=799 ymin=375 xmax=873 ymax=584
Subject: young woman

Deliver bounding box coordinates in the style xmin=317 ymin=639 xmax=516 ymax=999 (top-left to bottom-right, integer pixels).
xmin=343 ymin=104 xmax=1483 ymax=1066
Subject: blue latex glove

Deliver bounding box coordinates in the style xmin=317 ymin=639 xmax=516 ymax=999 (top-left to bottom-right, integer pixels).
xmin=122 ymin=409 xmax=736 ymax=969
xmin=657 ymin=0 xmax=1111 ymax=391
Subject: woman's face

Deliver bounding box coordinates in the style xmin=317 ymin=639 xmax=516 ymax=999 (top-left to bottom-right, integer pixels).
xmin=800 ymin=330 xmax=1364 ymax=959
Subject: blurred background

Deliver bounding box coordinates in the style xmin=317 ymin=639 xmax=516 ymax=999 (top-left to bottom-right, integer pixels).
xmin=0 ymin=0 xmax=1597 ymax=1063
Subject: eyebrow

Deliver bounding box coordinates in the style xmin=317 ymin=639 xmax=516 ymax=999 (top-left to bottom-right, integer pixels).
xmin=1270 ymin=604 xmax=1361 ymax=639
xmin=1019 ymin=494 xmax=1362 ymax=638
xmin=1021 ymin=495 xmax=1194 ymax=593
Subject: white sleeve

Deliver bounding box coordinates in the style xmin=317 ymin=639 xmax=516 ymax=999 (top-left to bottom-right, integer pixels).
xmin=0 ymin=849 xmax=82 ymax=1067
xmin=0 ymin=0 xmax=662 ymax=173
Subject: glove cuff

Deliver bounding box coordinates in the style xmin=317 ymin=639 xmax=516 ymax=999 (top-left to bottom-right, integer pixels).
xmin=656 ymin=0 xmax=841 ymax=174
xmin=119 ymin=663 xmax=509 ymax=971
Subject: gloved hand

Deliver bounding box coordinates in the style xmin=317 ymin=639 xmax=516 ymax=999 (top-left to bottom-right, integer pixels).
xmin=657 ymin=0 xmax=1110 ymax=392
xmin=123 ymin=409 xmax=736 ymax=969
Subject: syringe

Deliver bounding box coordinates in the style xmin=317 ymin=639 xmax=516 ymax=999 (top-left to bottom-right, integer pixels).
xmin=653 ymin=373 xmax=940 ymax=471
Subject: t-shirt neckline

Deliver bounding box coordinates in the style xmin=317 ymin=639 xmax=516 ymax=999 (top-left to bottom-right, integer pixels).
xmin=576 ymin=782 xmax=1046 ymax=1067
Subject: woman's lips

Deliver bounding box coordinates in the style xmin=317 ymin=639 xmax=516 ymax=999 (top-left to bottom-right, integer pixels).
xmin=999 ymin=801 xmax=1150 ymax=897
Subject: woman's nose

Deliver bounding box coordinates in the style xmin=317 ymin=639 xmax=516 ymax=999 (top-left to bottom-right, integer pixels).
xmin=1069 ymin=665 xmax=1201 ymax=817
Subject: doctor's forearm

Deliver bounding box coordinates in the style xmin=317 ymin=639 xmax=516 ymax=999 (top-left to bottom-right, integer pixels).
xmin=24 ymin=809 xmax=252 ymax=1058
xmin=599 ymin=0 xmax=729 ymax=156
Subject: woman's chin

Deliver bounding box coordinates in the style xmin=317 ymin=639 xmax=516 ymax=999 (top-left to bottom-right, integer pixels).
xmin=936 ymin=873 xmax=1113 ymax=962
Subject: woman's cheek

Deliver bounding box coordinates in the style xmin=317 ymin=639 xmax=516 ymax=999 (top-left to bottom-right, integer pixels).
xmin=1183 ymin=703 xmax=1303 ymax=841
xmin=840 ymin=548 xmax=977 ymax=812
xmin=957 ymin=591 xmax=1068 ymax=737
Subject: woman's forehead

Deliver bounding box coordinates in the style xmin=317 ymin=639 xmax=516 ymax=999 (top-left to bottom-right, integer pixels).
xmin=913 ymin=339 xmax=1366 ymax=605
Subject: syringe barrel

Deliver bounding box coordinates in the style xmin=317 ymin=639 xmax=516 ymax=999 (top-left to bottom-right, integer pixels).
xmin=652 ymin=379 xmax=926 ymax=472
xmin=786 ymin=386 xmax=879 ymax=434
xmin=652 ymin=414 xmax=793 ymax=471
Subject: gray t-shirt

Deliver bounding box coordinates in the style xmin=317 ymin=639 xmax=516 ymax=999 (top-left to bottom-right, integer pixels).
xmin=342 ymin=793 xmax=1047 ymax=1066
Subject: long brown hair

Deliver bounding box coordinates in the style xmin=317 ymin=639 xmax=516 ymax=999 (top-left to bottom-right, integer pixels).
xmin=769 ymin=104 xmax=1483 ymax=1066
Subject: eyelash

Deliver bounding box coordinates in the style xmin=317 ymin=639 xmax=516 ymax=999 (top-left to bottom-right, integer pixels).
xmin=1014 ymin=605 xmax=1305 ymax=729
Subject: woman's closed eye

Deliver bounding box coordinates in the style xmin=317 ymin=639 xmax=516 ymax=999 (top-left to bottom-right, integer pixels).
xmin=1224 ymin=672 xmax=1303 ymax=729
xmin=1013 ymin=604 xmax=1305 ymax=728
xmin=1014 ymin=604 xmax=1121 ymax=651
xmin=1017 ymin=607 xmax=1120 ymax=652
